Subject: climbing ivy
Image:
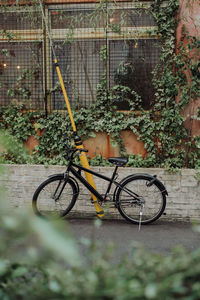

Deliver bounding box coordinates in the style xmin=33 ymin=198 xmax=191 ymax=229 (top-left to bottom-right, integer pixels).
xmin=0 ymin=0 xmax=199 ymax=170
xmin=149 ymin=0 xmax=200 ymax=170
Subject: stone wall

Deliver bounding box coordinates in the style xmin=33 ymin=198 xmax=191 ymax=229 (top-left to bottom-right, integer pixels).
xmin=1 ymin=164 xmax=200 ymax=222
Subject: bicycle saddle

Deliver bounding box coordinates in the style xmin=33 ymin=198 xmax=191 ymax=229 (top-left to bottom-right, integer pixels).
xmin=108 ymin=157 xmax=128 ymax=166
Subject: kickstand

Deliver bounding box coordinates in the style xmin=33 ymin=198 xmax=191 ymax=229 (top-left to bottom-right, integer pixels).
xmin=138 ymin=204 xmax=144 ymax=231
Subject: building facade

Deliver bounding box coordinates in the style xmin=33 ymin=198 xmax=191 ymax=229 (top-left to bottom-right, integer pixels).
xmin=0 ymin=0 xmax=199 ymax=159
xmin=0 ymin=0 xmax=163 ymax=112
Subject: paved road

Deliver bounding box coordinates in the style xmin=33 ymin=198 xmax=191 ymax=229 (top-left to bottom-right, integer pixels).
xmin=67 ymin=218 xmax=200 ymax=261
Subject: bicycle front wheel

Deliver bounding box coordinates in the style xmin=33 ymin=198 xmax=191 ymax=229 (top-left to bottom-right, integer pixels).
xmin=32 ymin=175 xmax=78 ymax=219
xmin=116 ymin=175 xmax=166 ymax=224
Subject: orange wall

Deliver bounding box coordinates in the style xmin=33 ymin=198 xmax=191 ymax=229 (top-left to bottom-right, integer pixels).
xmin=82 ymin=130 xmax=146 ymax=159
xmin=3 ymin=0 xmax=200 ymax=157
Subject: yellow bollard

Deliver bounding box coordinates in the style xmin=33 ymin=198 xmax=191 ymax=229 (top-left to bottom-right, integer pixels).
xmin=54 ymin=59 xmax=76 ymax=132
xmin=37 ymin=0 xmax=104 ymax=217
xmin=54 ymin=59 xmax=104 ymax=218
xmin=75 ymin=138 xmax=104 ymax=218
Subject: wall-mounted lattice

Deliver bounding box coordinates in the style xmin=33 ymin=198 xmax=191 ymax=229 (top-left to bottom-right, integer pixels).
xmin=0 ymin=1 xmax=161 ymax=111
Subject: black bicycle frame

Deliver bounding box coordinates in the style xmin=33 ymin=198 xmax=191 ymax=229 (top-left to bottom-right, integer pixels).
xmin=67 ymin=162 xmax=141 ymax=203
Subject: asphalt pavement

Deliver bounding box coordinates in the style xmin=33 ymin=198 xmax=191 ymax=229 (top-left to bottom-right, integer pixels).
xmin=67 ymin=218 xmax=200 ymax=261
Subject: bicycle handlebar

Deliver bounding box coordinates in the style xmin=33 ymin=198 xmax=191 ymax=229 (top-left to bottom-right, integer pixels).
xmin=69 ymin=148 xmax=88 ymax=160
xmin=63 ymin=135 xmax=88 ymax=161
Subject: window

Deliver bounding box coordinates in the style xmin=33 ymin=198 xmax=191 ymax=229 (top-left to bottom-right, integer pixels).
xmin=0 ymin=42 xmax=43 ymax=107
xmin=49 ymin=2 xmax=161 ymax=110
xmin=0 ymin=2 xmax=161 ymax=111
xmin=0 ymin=7 xmax=43 ymax=108
xmin=52 ymin=40 xmax=105 ymax=110
xmin=49 ymin=4 xmax=106 ymax=110
xmin=109 ymin=39 xmax=161 ymax=110
xmin=0 ymin=10 xmax=41 ymax=30
xmin=108 ymin=7 xmax=156 ymax=27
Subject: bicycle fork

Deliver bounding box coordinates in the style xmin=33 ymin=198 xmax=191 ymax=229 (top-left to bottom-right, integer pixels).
xmin=52 ymin=180 xmax=67 ymax=201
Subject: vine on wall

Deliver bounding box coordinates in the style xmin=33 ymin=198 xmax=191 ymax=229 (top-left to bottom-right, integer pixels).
xmin=0 ymin=0 xmax=200 ymax=170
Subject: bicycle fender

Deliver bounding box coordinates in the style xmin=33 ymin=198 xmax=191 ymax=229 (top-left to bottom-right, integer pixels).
xmin=139 ymin=174 xmax=168 ymax=196
xmin=113 ymin=173 xmax=168 ymax=202
xmin=146 ymin=174 xmax=168 ymax=196
xmin=48 ymin=174 xmax=80 ymax=195
xmin=48 ymin=173 xmax=64 ymax=178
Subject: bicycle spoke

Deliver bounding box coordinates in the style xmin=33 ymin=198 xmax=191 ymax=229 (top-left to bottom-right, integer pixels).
xmin=138 ymin=204 xmax=144 ymax=231
xmin=117 ymin=177 xmax=166 ymax=224
xmin=34 ymin=177 xmax=76 ymax=218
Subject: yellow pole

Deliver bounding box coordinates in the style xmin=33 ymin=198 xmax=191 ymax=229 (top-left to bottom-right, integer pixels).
xmin=54 ymin=59 xmax=104 ymax=218
xmin=74 ymin=136 xmax=104 ymax=217
xmin=38 ymin=0 xmax=104 ymax=217
xmin=54 ymin=59 xmax=76 ymax=132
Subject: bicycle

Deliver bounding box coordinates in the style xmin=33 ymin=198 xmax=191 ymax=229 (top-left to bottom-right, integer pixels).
xmin=32 ymin=139 xmax=168 ymax=227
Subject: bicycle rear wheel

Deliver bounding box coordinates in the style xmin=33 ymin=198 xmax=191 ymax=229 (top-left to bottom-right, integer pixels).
xmin=116 ymin=175 xmax=166 ymax=224
xmin=32 ymin=175 xmax=78 ymax=219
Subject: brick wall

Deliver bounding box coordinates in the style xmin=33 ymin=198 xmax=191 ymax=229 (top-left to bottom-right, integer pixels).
xmin=1 ymin=164 xmax=200 ymax=222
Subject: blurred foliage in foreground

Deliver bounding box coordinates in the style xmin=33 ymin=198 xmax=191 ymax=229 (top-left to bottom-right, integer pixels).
xmin=1 ymin=183 xmax=200 ymax=299
xmin=1 ymin=134 xmax=200 ymax=299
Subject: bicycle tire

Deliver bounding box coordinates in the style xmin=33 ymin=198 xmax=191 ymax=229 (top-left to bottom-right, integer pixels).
xmin=116 ymin=174 xmax=166 ymax=224
xmin=32 ymin=175 xmax=78 ymax=218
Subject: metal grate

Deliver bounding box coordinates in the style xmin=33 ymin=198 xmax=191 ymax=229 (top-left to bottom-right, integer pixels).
xmin=50 ymin=9 xmax=104 ymax=29
xmin=0 ymin=1 xmax=161 ymax=111
xmin=0 ymin=42 xmax=43 ymax=108
xmin=49 ymin=2 xmax=161 ymax=110
xmin=109 ymin=39 xmax=161 ymax=109
xmin=52 ymin=40 xmax=105 ymax=110
xmin=0 ymin=11 xmax=41 ymax=30
xmin=108 ymin=8 xmax=156 ymax=27
xmin=0 ymin=5 xmax=43 ymax=108
xmin=49 ymin=5 xmax=106 ymax=110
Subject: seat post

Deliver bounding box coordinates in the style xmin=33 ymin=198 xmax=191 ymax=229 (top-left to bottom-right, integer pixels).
xmin=104 ymin=165 xmax=118 ymax=199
